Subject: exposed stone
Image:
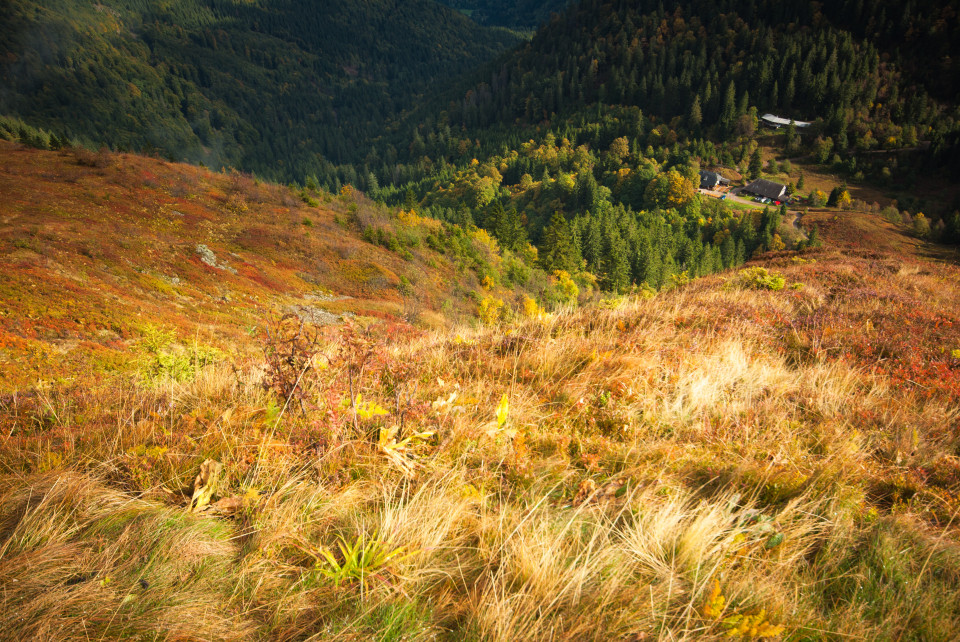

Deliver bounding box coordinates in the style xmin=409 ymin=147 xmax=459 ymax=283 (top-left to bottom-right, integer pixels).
xmin=195 ymin=244 xmax=217 ymax=267
xmin=287 ymin=305 xmax=343 ymax=326
xmin=195 ymin=244 xmax=237 ymax=274
xmin=305 ymin=291 xmax=352 ymax=303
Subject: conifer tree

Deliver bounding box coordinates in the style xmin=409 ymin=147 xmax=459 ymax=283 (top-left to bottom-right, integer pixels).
xmin=488 ymin=201 xmax=508 ymax=246
xmin=720 ymin=234 xmax=735 ymax=268
xmin=749 ymin=148 xmax=763 ymax=179
xmin=500 ymin=207 xmax=527 ymax=252
xmin=539 ymin=211 xmax=578 ymax=272
xmin=601 ymin=229 xmax=631 ymax=292
xmin=403 ymin=188 xmax=417 ymax=209
xmin=689 ymin=95 xmax=703 ymax=129
xmin=735 ymin=239 xmax=746 ymax=265
xmin=637 ymin=236 xmax=659 ymax=287
xmin=700 ymin=243 xmax=716 ymax=275
xmin=582 ymin=217 xmax=603 ymax=272
xmin=575 ymin=170 xmax=601 ymax=212
xmin=720 ymin=81 xmax=737 ymax=132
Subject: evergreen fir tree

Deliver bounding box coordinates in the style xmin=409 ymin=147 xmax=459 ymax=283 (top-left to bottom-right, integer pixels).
xmin=827 ymin=185 xmax=842 ymax=207
xmin=636 ymin=236 xmax=659 ymax=286
xmin=403 ymin=188 xmax=417 ymax=209
xmin=749 ymin=148 xmax=763 ymax=179
xmin=735 ymin=239 xmax=746 ymax=265
xmin=494 ymin=206 xmax=527 ymax=252
xmin=539 ymin=211 xmax=578 ymax=272
xmin=720 ymin=234 xmax=735 ymax=268
xmin=582 ymin=217 xmax=603 ymax=272
xmin=575 ymin=170 xmax=601 ymax=212
xmin=600 ymin=229 xmax=631 ymax=292
xmin=689 ymin=94 xmax=703 ymax=129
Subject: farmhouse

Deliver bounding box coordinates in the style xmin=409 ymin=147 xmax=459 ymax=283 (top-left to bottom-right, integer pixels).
xmin=761 ymin=114 xmax=812 ymax=129
xmin=698 ymin=170 xmax=730 ymax=190
xmin=743 ymin=178 xmax=788 ymax=201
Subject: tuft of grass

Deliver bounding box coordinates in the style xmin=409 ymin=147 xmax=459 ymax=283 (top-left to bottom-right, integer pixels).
xmin=0 ymin=472 xmax=254 ymax=640
xmin=313 ymin=533 xmax=410 ymax=588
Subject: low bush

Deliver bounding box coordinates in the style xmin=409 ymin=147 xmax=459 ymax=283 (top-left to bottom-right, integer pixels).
xmin=736 ymin=266 xmax=785 ymax=291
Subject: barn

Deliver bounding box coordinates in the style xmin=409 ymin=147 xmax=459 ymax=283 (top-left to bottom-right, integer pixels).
xmin=743 ymin=178 xmax=787 ymax=201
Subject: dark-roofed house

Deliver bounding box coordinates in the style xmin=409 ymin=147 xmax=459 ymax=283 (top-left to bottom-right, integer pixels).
xmin=743 ymin=179 xmax=787 ymax=201
xmin=699 ymin=170 xmax=730 ymax=190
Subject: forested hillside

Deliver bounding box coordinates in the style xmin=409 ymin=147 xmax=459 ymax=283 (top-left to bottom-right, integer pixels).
xmin=818 ymin=0 xmax=960 ymax=102
xmin=441 ymin=0 xmax=953 ymax=147
xmin=4 ymin=0 xmax=959 ymax=297
xmin=0 ymin=0 xmax=519 ymax=181
xmin=435 ymin=0 xmax=570 ymax=29
xmin=354 ymin=0 xmax=960 ymax=294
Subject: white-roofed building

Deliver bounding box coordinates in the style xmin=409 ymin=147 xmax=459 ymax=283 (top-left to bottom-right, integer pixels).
xmin=761 ymin=114 xmax=812 ymax=129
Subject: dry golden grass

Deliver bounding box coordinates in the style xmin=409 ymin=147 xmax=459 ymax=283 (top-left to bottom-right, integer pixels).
xmin=3 ymin=249 xmax=960 ymax=640
xmin=3 ymin=146 xmax=960 ymax=640
xmin=0 ymin=471 xmax=254 ymax=640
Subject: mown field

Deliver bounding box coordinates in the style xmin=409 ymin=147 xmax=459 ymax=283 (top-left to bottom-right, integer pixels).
xmin=1 ymin=144 xmax=960 ymax=640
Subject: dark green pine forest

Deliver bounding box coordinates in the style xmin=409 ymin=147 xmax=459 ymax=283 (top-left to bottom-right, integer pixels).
xmin=434 ymin=0 xmax=571 ymax=30
xmin=3 ymin=0 xmax=960 ymax=295
xmin=0 ymin=0 xmax=519 ymax=181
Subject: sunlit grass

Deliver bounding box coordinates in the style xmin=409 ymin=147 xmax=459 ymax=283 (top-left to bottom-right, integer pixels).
xmin=2 ymin=144 xmax=960 ymax=639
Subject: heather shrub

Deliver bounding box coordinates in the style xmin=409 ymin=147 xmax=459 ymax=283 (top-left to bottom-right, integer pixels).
xmin=736 ymin=266 xmax=785 ymax=291
xmin=139 ymin=325 xmax=223 ymax=382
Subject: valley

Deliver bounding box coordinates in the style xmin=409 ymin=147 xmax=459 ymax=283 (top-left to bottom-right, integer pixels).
xmin=1 ymin=0 xmax=960 ymax=639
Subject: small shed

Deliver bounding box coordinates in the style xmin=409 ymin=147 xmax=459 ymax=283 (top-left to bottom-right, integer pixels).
xmin=743 ymin=179 xmax=787 ymax=201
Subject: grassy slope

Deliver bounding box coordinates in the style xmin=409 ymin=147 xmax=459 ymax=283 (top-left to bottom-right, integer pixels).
xmin=1 ymin=145 xmax=960 ymax=639
xmin=0 ymin=141 xmax=492 ymax=389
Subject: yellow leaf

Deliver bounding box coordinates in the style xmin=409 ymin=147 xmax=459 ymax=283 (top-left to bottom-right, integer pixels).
xmin=432 ymin=392 xmax=458 ymax=411
xmin=703 ymin=579 xmax=726 ymax=619
xmin=496 ymin=394 xmax=509 ymax=428
xmin=378 ymin=425 xmax=400 ymax=449
xmin=190 ymin=459 xmax=223 ymax=512
xmin=357 ymin=398 xmax=389 ymax=420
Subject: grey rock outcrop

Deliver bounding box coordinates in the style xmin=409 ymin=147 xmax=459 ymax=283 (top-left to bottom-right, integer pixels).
xmin=195 ymin=244 xmax=237 ymax=274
